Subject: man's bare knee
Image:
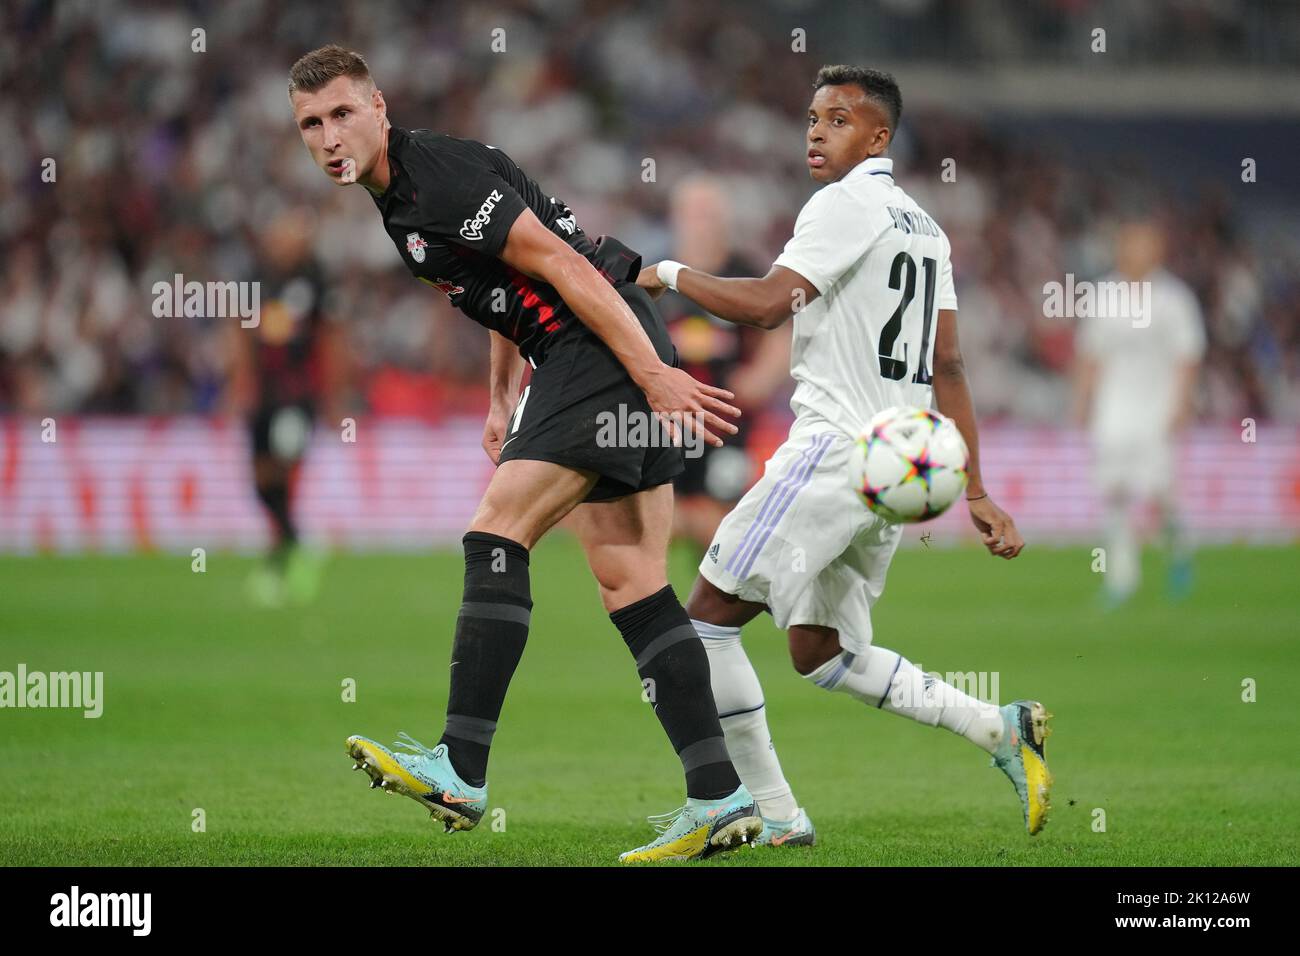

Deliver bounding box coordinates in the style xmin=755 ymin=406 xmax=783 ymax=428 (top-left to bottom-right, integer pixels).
xmin=469 ymin=499 xmax=541 ymax=549
xmin=588 ymin=557 xmax=667 ymax=613
xmin=684 ymin=575 xmax=763 ymax=628
xmin=788 ymin=625 xmax=840 ymax=675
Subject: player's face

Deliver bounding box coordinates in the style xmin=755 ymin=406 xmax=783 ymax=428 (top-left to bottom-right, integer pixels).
xmin=291 ymin=76 xmax=387 ymax=186
xmin=805 ymin=85 xmax=890 ymax=184
xmin=1115 ymin=222 xmax=1166 ymax=279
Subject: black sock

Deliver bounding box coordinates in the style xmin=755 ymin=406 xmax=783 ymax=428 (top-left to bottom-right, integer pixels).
xmin=611 ymin=585 xmax=741 ymax=800
xmin=256 ymin=480 xmax=296 ymax=557
xmin=438 ymin=532 xmax=531 ymax=787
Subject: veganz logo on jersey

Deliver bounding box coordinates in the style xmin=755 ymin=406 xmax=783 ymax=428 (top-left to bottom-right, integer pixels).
xmin=406 ymin=232 xmax=428 ymax=263
xmin=460 ymin=189 xmax=503 ymax=241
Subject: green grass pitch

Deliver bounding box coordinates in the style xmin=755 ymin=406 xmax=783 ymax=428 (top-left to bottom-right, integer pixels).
xmin=2 ymin=538 xmax=1297 ymax=866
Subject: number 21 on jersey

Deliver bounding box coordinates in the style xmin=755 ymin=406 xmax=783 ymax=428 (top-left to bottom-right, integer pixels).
xmin=877 ymin=251 xmax=936 ymax=387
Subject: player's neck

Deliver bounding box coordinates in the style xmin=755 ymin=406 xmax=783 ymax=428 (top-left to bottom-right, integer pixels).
xmin=361 ymin=123 xmax=394 ymax=196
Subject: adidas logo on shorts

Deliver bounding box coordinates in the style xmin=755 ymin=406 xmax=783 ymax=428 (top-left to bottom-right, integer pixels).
xmin=708 ymin=543 xmax=721 ymax=563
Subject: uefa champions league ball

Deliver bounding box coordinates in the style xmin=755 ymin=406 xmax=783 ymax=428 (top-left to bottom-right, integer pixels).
xmin=851 ymin=406 xmax=969 ymax=523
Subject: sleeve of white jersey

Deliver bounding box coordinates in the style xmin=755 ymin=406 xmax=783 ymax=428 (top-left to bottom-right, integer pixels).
xmin=1171 ymin=285 xmax=1208 ymax=361
xmin=937 ymin=237 xmax=958 ymax=311
xmin=773 ymin=184 xmax=890 ymax=295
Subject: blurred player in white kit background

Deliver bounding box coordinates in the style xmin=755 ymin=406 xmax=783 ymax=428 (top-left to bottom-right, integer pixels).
xmin=1074 ymin=215 xmax=1206 ymax=607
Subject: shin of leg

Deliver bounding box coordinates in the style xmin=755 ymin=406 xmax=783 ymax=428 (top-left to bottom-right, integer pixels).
xmin=610 ymin=584 xmax=739 ymax=800
xmin=583 ymin=486 xmax=740 ymax=799
xmin=807 ymin=645 xmax=1004 ymax=749
xmin=699 ymin=617 xmax=800 ymax=818
xmin=787 ymin=625 xmax=841 ymax=676
xmin=253 ymin=455 xmax=296 ymax=545
xmin=696 ymin=615 xmax=761 ymax=716
xmin=440 ymin=532 xmax=533 ymax=786
xmin=1104 ymin=492 xmax=1141 ymax=594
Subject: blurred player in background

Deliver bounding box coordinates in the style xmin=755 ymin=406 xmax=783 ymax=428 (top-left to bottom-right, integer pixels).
xmin=660 ymin=175 xmax=792 ymax=552
xmin=1073 ymin=215 xmax=1205 ymax=607
xmin=642 ymin=66 xmax=1049 ymax=846
xmin=226 ymin=207 xmax=345 ymax=606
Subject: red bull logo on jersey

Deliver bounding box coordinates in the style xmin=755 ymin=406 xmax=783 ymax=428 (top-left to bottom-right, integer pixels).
xmin=406 ymin=232 xmax=428 ymax=263
xmin=418 ymin=276 xmax=465 ymax=299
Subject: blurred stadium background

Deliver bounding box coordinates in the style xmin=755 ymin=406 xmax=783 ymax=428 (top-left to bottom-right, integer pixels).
xmin=2 ymin=0 xmax=1298 ymax=552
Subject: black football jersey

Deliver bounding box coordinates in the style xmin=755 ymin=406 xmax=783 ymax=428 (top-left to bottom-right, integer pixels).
xmin=371 ymin=126 xmax=599 ymax=364
xmin=253 ymin=265 xmax=327 ymax=406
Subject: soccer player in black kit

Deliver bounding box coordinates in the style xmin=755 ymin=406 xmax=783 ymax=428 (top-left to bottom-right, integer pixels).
xmin=289 ymin=45 xmax=758 ymax=861
xmin=227 ymin=208 xmax=341 ymax=607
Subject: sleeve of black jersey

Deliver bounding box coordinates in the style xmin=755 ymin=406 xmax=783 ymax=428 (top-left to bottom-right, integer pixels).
xmin=410 ymin=141 xmax=528 ymax=257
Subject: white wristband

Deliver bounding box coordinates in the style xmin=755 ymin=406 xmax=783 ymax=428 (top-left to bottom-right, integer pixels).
xmin=657 ymin=259 xmax=685 ymax=292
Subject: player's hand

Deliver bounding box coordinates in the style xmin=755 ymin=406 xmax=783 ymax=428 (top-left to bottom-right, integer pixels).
xmin=637 ymin=264 xmax=669 ymax=301
xmin=482 ymin=407 xmax=511 ymax=465
xmin=968 ymin=495 xmax=1024 ymax=559
xmin=640 ymin=364 xmax=740 ymax=448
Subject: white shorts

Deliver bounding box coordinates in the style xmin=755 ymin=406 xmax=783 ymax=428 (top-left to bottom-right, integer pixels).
xmin=699 ymin=413 xmax=903 ymax=655
xmin=1093 ymin=433 xmax=1174 ymax=498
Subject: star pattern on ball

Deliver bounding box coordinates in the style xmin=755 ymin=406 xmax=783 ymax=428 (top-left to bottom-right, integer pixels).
xmin=904 ymin=447 xmax=936 ymax=492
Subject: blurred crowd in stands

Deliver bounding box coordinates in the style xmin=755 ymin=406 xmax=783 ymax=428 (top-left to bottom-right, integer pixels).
xmin=2 ymin=0 xmax=1297 ymax=423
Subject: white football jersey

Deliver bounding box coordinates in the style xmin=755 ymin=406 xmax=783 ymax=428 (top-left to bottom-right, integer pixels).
xmin=773 ymin=157 xmax=957 ymax=438
xmin=1077 ymin=268 xmax=1206 ymax=443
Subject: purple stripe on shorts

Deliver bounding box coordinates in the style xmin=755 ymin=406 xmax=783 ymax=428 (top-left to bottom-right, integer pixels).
xmin=724 ymin=435 xmax=824 ymax=575
xmin=734 ymin=433 xmax=835 ymax=579
xmin=725 ymin=433 xmax=827 ymax=575
xmin=731 ymin=432 xmax=833 ymax=576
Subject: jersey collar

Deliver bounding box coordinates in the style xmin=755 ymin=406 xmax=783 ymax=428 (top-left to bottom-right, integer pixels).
xmin=864 ymin=157 xmax=894 ymax=181
xmin=844 ymin=156 xmax=894 ymax=183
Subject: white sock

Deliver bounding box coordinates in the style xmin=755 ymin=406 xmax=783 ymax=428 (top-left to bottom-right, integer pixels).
xmin=693 ymin=619 xmax=800 ymax=820
xmin=806 ymin=647 xmax=1005 ymax=754
xmin=1105 ymin=497 xmax=1140 ymax=598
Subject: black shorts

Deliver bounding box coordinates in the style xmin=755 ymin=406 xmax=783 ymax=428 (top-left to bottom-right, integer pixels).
xmin=497 ymin=282 xmax=685 ymax=503
xmin=249 ymin=401 xmax=315 ymax=461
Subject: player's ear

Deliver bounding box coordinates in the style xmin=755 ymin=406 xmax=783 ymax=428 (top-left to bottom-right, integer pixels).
xmin=372 ymin=88 xmax=386 ymax=119
xmin=868 ymin=124 xmax=891 ymax=158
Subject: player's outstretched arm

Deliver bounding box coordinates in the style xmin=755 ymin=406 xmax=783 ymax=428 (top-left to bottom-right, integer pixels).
xmin=931 ymin=309 xmax=1024 ymax=559
xmin=498 ymin=210 xmax=740 ymax=447
xmin=482 ymin=330 xmax=526 ymax=465
xmin=637 ymin=262 xmax=819 ymax=331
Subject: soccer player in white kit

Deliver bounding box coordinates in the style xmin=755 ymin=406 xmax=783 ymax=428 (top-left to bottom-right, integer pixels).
xmin=1073 ymin=217 xmax=1205 ymax=607
xmin=639 ymin=66 xmax=1052 ymax=844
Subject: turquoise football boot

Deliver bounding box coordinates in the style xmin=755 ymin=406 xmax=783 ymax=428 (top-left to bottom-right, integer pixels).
xmin=346 ymin=732 xmax=486 ymax=832
xmin=619 ymin=784 xmax=762 ymax=863
xmin=754 ymin=807 xmax=816 ymax=847
xmin=990 ymin=700 xmax=1053 ymax=835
